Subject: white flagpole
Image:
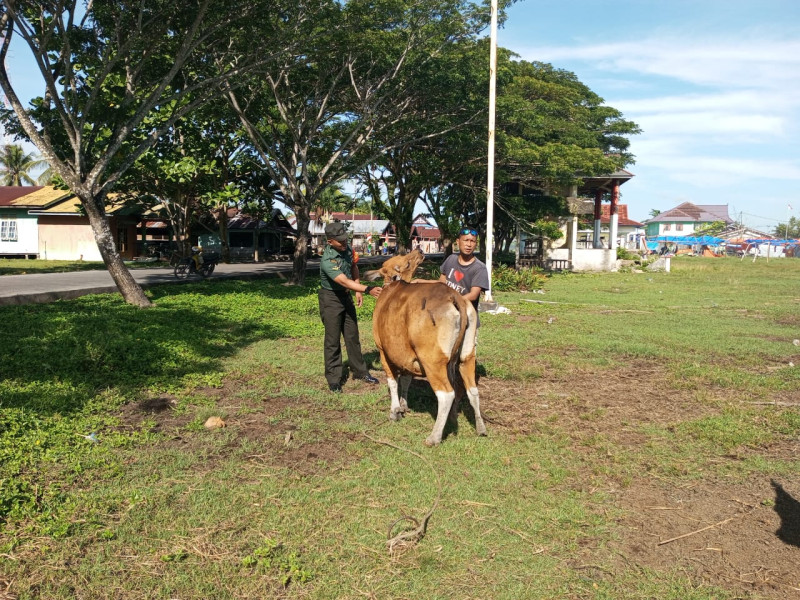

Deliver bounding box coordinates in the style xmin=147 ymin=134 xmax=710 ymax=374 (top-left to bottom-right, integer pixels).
xmin=485 ymin=0 xmax=498 ymax=302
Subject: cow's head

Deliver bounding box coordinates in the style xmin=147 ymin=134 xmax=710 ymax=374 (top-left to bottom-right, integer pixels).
xmin=364 ymin=248 xmax=425 ymax=283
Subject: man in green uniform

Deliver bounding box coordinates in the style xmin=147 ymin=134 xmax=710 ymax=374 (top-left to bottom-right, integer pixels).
xmin=319 ymin=222 xmax=382 ymax=392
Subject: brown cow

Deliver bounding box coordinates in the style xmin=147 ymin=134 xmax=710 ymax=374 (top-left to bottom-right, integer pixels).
xmin=365 ymin=248 xmax=487 ymax=446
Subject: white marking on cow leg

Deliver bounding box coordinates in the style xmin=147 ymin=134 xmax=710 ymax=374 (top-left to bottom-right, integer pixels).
xmin=387 ymin=378 xmax=404 ymax=421
xmin=466 ymin=387 xmax=487 ymax=436
xmin=399 ymin=374 xmax=412 ymax=413
xmin=425 ymin=390 xmax=455 ymax=447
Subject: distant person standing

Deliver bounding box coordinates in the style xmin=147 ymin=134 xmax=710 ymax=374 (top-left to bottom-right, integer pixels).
xmin=318 ymin=222 xmax=382 ymax=392
xmin=439 ymin=226 xmax=490 ymax=320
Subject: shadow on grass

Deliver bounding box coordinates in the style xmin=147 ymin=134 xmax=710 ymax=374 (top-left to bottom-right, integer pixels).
xmin=376 ymin=367 xmax=487 ymax=442
xmin=0 ymin=279 xmax=319 ymax=416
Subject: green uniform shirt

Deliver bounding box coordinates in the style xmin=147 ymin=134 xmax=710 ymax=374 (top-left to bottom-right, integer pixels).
xmin=320 ymin=244 xmax=355 ymax=291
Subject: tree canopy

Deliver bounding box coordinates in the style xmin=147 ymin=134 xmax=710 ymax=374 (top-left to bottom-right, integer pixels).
xmin=0 ymin=0 xmax=300 ymax=305
xmin=1 ymin=0 xmax=641 ymax=300
xmin=0 ymin=143 xmax=46 ymax=185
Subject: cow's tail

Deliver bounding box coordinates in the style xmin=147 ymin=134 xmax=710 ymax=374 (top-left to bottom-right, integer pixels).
xmin=447 ymin=295 xmax=470 ymax=386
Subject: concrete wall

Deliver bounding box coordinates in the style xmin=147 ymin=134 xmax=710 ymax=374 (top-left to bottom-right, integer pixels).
xmin=547 ymin=247 xmax=618 ymax=272
xmin=39 ymin=220 xmax=101 ymax=261
xmin=38 ymin=216 xmax=137 ymax=261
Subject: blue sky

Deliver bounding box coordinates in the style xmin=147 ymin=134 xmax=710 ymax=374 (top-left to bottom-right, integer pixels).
xmin=498 ymin=0 xmax=800 ymax=232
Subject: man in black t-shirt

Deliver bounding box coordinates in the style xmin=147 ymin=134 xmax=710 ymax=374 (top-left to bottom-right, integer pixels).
xmin=439 ymin=227 xmax=490 ymax=322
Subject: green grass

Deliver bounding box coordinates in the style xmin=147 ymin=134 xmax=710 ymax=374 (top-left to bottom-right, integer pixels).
xmin=1 ymin=257 xmax=799 ymax=598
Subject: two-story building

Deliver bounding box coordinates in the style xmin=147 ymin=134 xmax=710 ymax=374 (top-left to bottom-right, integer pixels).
xmin=645 ymin=202 xmax=734 ymax=237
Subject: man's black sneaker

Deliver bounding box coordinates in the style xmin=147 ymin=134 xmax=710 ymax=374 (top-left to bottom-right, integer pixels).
xmin=361 ymin=375 xmax=379 ymax=385
xmin=329 ymin=383 xmax=342 ymax=393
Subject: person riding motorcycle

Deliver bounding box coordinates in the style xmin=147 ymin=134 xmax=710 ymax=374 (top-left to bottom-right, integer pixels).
xmin=191 ymin=246 xmax=204 ymax=272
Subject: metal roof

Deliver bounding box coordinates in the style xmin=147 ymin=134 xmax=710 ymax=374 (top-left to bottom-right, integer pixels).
xmin=647 ymin=202 xmax=733 ymax=224
xmin=29 ymin=194 xmax=136 ymax=216
xmin=0 ymin=185 xmax=71 ymax=208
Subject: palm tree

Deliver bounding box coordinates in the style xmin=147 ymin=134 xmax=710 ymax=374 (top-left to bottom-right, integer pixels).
xmin=0 ymin=144 xmax=47 ymax=185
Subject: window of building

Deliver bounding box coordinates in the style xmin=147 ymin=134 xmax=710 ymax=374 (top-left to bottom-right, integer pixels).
xmin=676 ymin=223 xmax=684 ymax=231
xmin=663 ymin=224 xmax=671 ymax=231
xmin=0 ymin=217 xmax=18 ymax=242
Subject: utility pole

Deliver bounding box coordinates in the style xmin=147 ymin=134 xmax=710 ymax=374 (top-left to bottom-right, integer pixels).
xmin=484 ymin=0 xmax=498 ymax=304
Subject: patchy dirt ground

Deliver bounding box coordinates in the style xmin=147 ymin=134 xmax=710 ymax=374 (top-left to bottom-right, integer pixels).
xmin=484 ymin=363 xmax=800 ymax=599
xmin=120 ymin=377 xmax=365 ymax=478
xmin=121 ymin=363 xmax=800 ymax=599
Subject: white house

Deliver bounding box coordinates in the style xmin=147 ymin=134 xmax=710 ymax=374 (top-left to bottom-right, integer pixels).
xmin=0 ymin=186 xmax=73 ymax=258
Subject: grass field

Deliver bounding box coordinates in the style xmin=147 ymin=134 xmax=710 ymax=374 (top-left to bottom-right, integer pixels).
xmin=1 ymin=256 xmax=799 ymax=599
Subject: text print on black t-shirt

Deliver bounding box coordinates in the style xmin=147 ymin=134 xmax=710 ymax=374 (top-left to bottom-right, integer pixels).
xmin=444 ymin=266 xmax=468 ymax=295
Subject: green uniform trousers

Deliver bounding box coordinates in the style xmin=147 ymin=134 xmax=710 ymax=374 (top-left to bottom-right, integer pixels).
xmin=318 ymin=288 xmax=369 ymax=386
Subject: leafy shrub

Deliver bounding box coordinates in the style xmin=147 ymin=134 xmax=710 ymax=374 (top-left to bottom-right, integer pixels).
xmin=491 ymin=264 xmax=547 ymax=292
xmin=616 ymin=247 xmax=642 ymax=260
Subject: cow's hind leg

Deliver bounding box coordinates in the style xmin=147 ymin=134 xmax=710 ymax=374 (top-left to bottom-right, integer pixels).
xmin=425 ymin=368 xmax=455 ymax=447
xmin=459 ymin=353 xmax=487 ymax=437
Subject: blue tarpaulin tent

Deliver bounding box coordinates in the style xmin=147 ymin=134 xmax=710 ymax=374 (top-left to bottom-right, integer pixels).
xmin=744 ymin=238 xmax=798 ymax=245
xmin=650 ymin=235 xmax=724 ymax=245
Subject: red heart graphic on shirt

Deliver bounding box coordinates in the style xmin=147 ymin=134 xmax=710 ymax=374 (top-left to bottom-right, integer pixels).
xmin=453 ymin=270 xmax=464 ymax=282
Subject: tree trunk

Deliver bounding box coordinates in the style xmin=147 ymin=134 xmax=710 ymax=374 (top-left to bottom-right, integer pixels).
xmin=81 ymin=195 xmax=153 ymax=308
xmin=442 ymin=237 xmax=454 ymax=257
xmin=291 ymin=206 xmax=311 ymax=286
xmin=217 ymin=205 xmax=231 ymax=263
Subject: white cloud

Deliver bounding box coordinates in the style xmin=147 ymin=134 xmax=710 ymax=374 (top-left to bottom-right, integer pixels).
xmin=527 ymin=36 xmax=800 ymax=92
xmin=635 ymin=111 xmax=784 ymax=138
xmin=514 ymin=31 xmax=800 ymax=222
xmin=631 ymin=140 xmax=800 ymax=186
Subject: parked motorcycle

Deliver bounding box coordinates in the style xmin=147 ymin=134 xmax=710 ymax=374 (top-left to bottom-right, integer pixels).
xmin=173 ymin=249 xmax=220 ymax=278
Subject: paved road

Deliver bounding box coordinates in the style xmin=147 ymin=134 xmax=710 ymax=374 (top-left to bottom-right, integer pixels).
xmin=0 ymin=256 xmax=394 ymax=306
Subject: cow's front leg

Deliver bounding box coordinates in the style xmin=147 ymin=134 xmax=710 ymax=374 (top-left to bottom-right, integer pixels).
xmin=379 ymin=353 xmax=406 ymax=422
xmin=398 ymin=374 xmax=412 ymax=414
xmin=387 ymin=377 xmax=404 ymax=421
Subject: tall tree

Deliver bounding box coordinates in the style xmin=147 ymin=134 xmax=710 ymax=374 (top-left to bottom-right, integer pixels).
xmin=496 ymin=58 xmax=640 ymax=186
xmin=774 ymin=217 xmax=800 ymax=239
xmin=0 ymin=0 xmax=297 ymax=306
xmin=423 ymin=50 xmax=641 ymax=253
xmin=225 ymin=0 xmax=490 ymax=284
xmin=0 ymin=143 xmax=46 ymax=185
xmin=357 ymin=36 xmax=490 ymax=253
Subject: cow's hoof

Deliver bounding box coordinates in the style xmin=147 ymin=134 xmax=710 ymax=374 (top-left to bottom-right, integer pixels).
xmin=389 ymin=410 xmax=404 ymax=422
xmin=424 ymin=437 xmax=440 ymax=447
xmin=476 ymin=424 xmax=487 ymax=436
